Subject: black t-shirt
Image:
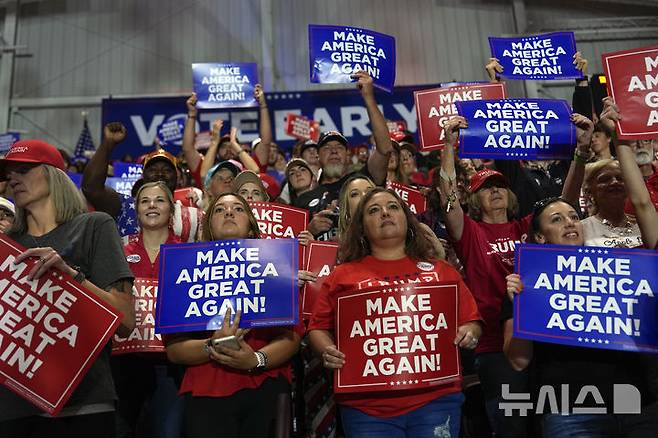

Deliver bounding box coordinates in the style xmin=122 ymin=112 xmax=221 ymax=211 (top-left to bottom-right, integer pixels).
xmin=293 ymin=167 xmax=376 ymax=241
xmin=0 ymin=212 xmax=134 ymax=421
xmin=500 ymin=297 xmax=641 ymax=407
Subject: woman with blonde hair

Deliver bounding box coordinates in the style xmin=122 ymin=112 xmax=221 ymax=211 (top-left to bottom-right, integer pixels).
xmin=0 ymin=139 xmax=134 ymax=437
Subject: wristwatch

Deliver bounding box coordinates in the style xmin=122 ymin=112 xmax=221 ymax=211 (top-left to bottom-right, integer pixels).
xmin=251 ymin=350 xmax=268 ymax=372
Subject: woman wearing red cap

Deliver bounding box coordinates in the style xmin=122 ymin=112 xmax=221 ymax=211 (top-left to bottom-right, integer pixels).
xmin=438 ymin=115 xmax=594 ymax=437
xmin=0 ymin=139 xmax=135 ymax=437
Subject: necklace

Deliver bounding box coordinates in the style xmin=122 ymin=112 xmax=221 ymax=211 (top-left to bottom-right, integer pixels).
xmin=597 ymin=214 xmax=636 ymax=236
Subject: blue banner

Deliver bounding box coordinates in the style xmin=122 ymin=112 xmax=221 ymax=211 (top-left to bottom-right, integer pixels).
xmin=192 ymin=63 xmax=258 ymax=109
xmin=514 ymin=243 xmax=658 ymax=353
xmin=155 ymin=239 xmax=299 ymax=333
xmin=309 ymin=24 xmax=396 ymax=92
xmin=113 ymin=162 xmax=143 ymax=179
xmin=455 ymin=98 xmax=576 ymax=160
xmin=101 ymin=84 xmax=426 ymax=159
xmin=489 ymin=32 xmax=582 ymax=80
xmin=157 ymin=119 xmax=185 ymax=145
xmin=0 ymin=132 xmax=20 ymax=156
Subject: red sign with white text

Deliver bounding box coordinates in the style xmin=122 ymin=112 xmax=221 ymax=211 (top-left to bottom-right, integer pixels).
xmin=286 ymin=114 xmax=320 ymax=142
xmin=112 ymin=278 xmax=164 ymax=355
xmin=387 ymin=120 xmax=408 ymax=133
xmin=0 ymin=235 xmax=122 ymax=415
xmin=415 ymin=83 xmax=507 ymax=151
xmin=602 ymin=46 xmax=658 ymax=140
xmin=174 ymin=188 xmax=197 ymax=208
xmin=249 ymin=201 xmax=309 ymax=268
xmin=335 ymin=283 xmax=459 ymax=394
xmin=387 ymin=181 xmax=427 ymax=215
xmin=302 ymin=242 xmax=339 ymax=317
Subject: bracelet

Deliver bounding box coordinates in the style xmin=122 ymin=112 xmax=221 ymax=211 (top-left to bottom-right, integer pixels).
xmin=187 ymin=114 xmax=197 ymax=119
xmin=203 ymin=338 xmax=213 ymax=355
xmin=73 ymin=270 xmax=86 ymax=283
xmin=573 ymin=149 xmax=591 ymax=166
xmin=250 ymin=350 xmax=268 ymax=372
xmin=259 ymin=105 xmax=268 ymax=109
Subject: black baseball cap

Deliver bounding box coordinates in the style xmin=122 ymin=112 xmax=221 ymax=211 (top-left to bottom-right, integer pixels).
xmin=317 ymin=131 xmax=348 ymax=149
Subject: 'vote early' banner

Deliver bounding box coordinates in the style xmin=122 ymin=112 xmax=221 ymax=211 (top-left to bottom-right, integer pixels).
xmin=308 ymin=24 xmax=396 ymax=92
xmin=602 ymin=45 xmax=658 ymax=140
xmin=285 ymin=113 xmax=320 ymax=142
xmin=456 ymin=98 xmax=575 ymax=160
xmin=113 ymin=278 xmax=163 ymax=355
xmin=414 ymin=83 xmax=507 ymax=151
xmin=302 ymin=241 xmax=339 ymax=317
xmin=0 ymin=235 xmax=122 ymax=415
xmin=387 ymin=181 xmax=427 ymax=215
xmin=335 ymin=283 xmax=460 ymax=394
xmin=489 ymin=32 xmax=582 ymax=80
xmin=192 ymin=63 xmax=259 ymax=109
xmin=156 ymin=239 xmax=298 ymax=333
xmin=514 ymin=244 xmax=658 ymax=353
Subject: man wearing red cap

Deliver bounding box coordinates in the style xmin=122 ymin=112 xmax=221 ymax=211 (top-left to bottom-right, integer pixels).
xmin=82 ymin=123 xmax=202 ymax=242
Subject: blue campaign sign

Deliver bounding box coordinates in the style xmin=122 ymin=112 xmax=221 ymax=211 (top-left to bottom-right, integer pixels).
xmin=0 ymin=132 xmax=20 ymax=156
xmin=489 ymin=32 xmax=582 ymax=80
xmin=308 ymin=24 xmax=396 ymax=92
xmin=155 ymin=239 xmax=299 ymax=333
xmin=157 ymin=119 xmax=185 ymax=145
xmin=192 ymin=63 xmax=258 ymax=109
xmin=113 ymin=162 xmax=143 ymax=179
xmin=101 ymin=84 xmax=426 ymax=159
xmin=455 ymin=98 xmax=575 ymax=160
xmin=514 ymin=243 xmax=658 ymax=354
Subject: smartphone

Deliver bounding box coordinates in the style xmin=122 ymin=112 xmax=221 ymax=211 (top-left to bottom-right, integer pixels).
xmin=211 ymin=335 xmax=241 ymax=351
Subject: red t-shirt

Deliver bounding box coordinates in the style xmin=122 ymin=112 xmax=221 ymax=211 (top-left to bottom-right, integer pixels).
xmin=123 ymin=232 xmax=181 ymax=278
xmin=178 ymin=322 xmax=304 ymax=398
xmin=308 ymin=255 xmax=481 ymax=417
xmin=624 ymin=169 xmax=658 ymax=215
xmin=454 ymin=214 xmax=531 ymax=353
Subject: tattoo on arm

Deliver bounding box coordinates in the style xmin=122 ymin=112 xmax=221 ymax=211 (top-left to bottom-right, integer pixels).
xmin=105 ymin=279 xmax=134 ymax=294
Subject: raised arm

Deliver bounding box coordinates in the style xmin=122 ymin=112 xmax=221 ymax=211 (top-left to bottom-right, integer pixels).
xmin=253 ymin=84 xmax=272 ymax=168
xmin=561 ymin=113 xmax=594 ymax=204
xmin=182 ymin=93 xmax=202 ymax=173
xmin=354 ymin=71 xmax=393 ymax=185
xmin=602 ymin=98 xmax=658 ymax=248
xmin=81 ymin=123 xmax=123 ymax=218
xmin=485 ymin=57 xmax=503 ymax=83
xmin=199 ymin=119 xmax=223 ymax=181
xmin=438 ymin=117 xmax=468 ymax=241
xmin=229 ymin=127 xmax=259 ymax=172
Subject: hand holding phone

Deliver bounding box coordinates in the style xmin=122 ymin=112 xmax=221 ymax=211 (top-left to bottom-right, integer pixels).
xmin=212 ymin=335 xmax=241 ymax=351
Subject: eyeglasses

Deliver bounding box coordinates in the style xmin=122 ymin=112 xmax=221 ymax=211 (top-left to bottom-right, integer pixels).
xmin=0 ymin=211 xmax=15 ymax=221
xmin=6 ymin=163 xmax=41 ymax=176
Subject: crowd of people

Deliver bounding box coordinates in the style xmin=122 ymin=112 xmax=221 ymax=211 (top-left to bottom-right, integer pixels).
xmin=0 ymin=51 xmax=656 ymax=438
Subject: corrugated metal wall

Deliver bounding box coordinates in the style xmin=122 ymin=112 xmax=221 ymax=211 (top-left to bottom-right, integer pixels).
xmin=4 ymin=0 xmax=658 ymax=152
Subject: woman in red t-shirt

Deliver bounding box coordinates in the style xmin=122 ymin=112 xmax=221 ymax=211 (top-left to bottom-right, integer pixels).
xmin=115 ymin=181 xmax=184 ymax=438
xmin=165 ymin=193 xmax=302 ymax=438
xmin=309 ymin=187 xmax=482 ymax=437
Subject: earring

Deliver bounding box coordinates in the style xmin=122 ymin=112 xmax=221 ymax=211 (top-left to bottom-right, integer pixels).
xmin=359 ymin=237 xmax=368 ymax=249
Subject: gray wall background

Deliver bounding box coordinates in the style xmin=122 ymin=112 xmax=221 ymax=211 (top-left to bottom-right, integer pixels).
xmin=2 ymin=0 xmax=657 ymax=152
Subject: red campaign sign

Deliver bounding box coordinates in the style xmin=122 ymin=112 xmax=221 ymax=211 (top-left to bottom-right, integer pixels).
xmin=602 ymin=46 xmax=658 ymax=140
xmin=249 ymin=201 xmax=309 ymax=269
xmin=387 ymin=120 xmax=407 ymax=133
xmin=335 ymin=282 xmax=460 ymax=394
xmin=301 ymin=242 xmax=339 ymax=317
xmin=415 ymin=83 xmax=507 ymax=151
xmin=387 ymin=181 xmax=427 ymax=215
xmin=174 ymin=188 xmax=197 ymax=208
xmin=0 ymin=235 xmax=122 ymax=415
xmin=285 ymin=113 xmax=320 ymax=142
xmin=112 ymin=278 xmax=164 ymax=355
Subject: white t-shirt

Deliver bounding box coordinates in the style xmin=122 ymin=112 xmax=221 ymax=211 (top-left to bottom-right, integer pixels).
xmin=581 ymin=215 xmax=643 ymax=248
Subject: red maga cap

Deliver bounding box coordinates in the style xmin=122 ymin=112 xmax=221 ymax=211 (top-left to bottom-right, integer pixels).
xmin=468 ymin=169 xmax=509 ymax=193
xmin=0 ymin=140 xmax=66 ymax=179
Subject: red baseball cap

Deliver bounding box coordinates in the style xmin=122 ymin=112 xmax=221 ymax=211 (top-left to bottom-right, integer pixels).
xmin=0 ymin=139 xmax=67 ymax=180
xmin=468 ymin=169 xmax=509 ymax=193
xmin=258 ymin=173 xmax=281 ymax=200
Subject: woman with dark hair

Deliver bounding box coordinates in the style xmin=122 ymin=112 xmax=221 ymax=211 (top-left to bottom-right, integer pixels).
xmin=503 ymin=197 xmax=646 ymax=437
xmin=309 ymin=187 xmax=481 ymax=437
xmin=438 ymin=114 xmax=594 ymax=437
xmin=165 ymin=193 xmax=303 ymax=438
xmin=0 ymin=139 xmax=135 ymax=437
